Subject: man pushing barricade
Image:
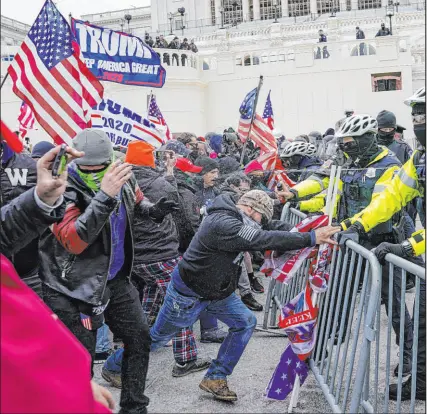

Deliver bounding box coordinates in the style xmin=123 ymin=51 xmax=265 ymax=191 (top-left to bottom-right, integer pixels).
xmin=149 ymin=189 xmax=339 ymax=401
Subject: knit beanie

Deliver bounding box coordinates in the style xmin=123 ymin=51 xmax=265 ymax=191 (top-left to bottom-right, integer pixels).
xmin=195 ymin=156 xmax=219 ymax=174
xmin=244 ymin=160 xmax=263 ymax=175
xmin=73 ymin=129 xmax=113 ymax=166
xmin=31 ymin=141 xmax=55 ymax=158
xmin=377 ymin=110 xmax=397 ymax=129
xmin=219 ymin=156 xmax=240 ymax=176
xmin=125 ymin=140 xmax=155 ymax=167
xmin=237 ymin=189 xmax=274 ymax=221
xmin=209 ymin=134 xmax=223 ymax=155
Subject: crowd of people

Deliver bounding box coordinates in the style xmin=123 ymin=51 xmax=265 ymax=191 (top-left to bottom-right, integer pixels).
xmin=144 ymin=33 xmax=198 ymax=66
xmin=1 ymin=87 xmax=425 ymax=413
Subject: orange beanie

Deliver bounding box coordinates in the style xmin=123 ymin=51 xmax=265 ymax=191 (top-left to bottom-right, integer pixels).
xmin=125 ymin=140 xmax=155 ymax=167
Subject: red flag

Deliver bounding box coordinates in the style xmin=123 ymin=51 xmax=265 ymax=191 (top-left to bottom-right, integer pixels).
xmin=8 ymin=0 xmax=103 ymax=145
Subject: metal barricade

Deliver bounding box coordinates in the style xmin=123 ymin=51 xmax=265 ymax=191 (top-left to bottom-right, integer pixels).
xmin=309 ymin=239 xmax=381 ymax=413
xmin=263 ymin=203 xmax=425 ymax=413
xmin=262 ymin=204 xmax=308 ymax=331
xmin=355 ymin=253 xmax=425 ymax=414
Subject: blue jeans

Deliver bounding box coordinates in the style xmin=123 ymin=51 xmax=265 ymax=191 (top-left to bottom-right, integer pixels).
xmin=96 ymin=323 xmax=111 ymax=353
xmin=151 ymin=282 xmax=257 ymax=379
xmin=105 ymin=347 xmax=123 ymax=372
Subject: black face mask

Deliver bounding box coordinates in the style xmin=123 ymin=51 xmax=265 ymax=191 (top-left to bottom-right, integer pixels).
xmin=338 ymin=134 xmax=378 ymax=166
xmin=377 ymin=130 xmax=395 ymax=145
xmin=414 ymin=124 xmax=426 ymax=148
xmin=338 ymin=140 xmax=359 ymax=157
xmin=250 ymin=175 xmax=263 ymax=186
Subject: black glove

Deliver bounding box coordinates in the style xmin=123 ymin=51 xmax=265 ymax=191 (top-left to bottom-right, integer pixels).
xmin=149 ymin=197 xmax=179 ymax=221
xmin=336 ymin=222 xmax=364 ymax=247
xmin=374 ymin=242 xmax=407 ymax=265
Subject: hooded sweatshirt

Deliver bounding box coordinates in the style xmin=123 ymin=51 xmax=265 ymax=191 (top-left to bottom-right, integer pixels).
xmin=132 ymin=166 xmax=180 ymax=263
xmin=177 ymin=194 xmax=314 ymax=300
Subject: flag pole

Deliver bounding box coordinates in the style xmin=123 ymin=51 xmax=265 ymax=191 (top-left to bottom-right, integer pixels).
xmin=0 ymin=72 xmax=10 ymax=89
xmin=239 ymin=75 xmax=263 ymax=165
xmin=288 ymin=164 xmax=341 ymax=413
xmin=147 ymin=90 xmax=153 ymax=119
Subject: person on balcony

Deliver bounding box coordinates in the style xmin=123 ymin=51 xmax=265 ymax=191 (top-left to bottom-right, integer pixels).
xmin=316 ymin=29 xmax=330 ymax=59
xmin=169 ymin=36 xmax=181 ymax=66
xmin=190 ymin=39 xmax=198 ymax=53
xmin=356 ymin=26 xmax=366 ymax=55
xmin=154 ymin=35 xmax=170 ymax=65
xmin=180 ymin=38 xmax=191 ymax=66
xmin=375 ymin=22 xmax=391 ymax=37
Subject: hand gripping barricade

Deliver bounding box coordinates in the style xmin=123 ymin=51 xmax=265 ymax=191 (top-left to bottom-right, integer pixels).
xmin=262 ymin=169 xmax=425 ymax=412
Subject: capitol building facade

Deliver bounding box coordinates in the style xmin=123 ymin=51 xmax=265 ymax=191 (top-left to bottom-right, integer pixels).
xmin=1 ymin=0 xmax=425 ymax=141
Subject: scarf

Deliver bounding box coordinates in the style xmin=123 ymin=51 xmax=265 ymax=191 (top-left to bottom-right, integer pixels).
xmin=76 ymin=166 xmax=109 ymax=192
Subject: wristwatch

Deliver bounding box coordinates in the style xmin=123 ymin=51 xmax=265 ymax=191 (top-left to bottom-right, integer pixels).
xmin=401 ymin=240 xmax=415 ymax=257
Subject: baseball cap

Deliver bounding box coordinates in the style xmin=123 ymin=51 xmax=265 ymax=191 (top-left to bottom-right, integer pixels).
xmin=237 ymin=189 xmax=274 ymax=221
xmin=175 ymin=157 xmax=203 ymax=173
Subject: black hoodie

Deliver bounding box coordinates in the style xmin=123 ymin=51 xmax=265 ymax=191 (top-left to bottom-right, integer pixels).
xmin=178 ymin=194 xmax=313 ymax=300
xmin=132 ymin=166 xmax=180 ymax=264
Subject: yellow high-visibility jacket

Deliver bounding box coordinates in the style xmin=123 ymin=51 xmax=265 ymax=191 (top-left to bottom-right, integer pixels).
xmin=353 ymin=150 xmax=426 ymax=256
xmin=293 ymin=148 xmax=400 ymax=221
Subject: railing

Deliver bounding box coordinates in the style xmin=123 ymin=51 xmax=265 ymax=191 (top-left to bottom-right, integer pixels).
xmin=80 ymin=7 xmax=150 ymax=22
xmin=264 ymin=203 xmax=425 ymax=412
xmin=153 ymin=49 xmax=200 ymax=70
xmin=0 ymin=15 xmax=31 ymax=32
xmin=200 ymin=37 xmax=408 ymax=71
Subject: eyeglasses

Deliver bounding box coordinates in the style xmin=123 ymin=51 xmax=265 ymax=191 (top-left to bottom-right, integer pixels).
xmin=412 ymin=113 xmax=426 ymax=125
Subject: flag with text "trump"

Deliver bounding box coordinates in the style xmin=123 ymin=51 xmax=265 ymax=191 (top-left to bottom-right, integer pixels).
xmin=8 ymin=0 xmax=103 ymax=145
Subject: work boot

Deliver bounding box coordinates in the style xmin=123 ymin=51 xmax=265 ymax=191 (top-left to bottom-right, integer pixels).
xmin=389 ymin=376 xmax=426 ymax=401
xmin=172 ymin=358 xmax=211 ymax=377
xmin=101 ymin=367 xmax=122 ymax=389
xmin=249 ymin=274 xmax=264 ymax=293
xmin=201 ymin=327 xmax=227 ymax=343
xmin=241 ymin=293 xmax=263 ymax=312
xmin=199 ymin=378 xmax=238 ymax=401
xmin=394 ymin=352 xmax=412 ymax=377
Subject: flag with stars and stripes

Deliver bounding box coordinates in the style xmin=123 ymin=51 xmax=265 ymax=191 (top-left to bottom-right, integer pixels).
xmin=265 ymin=344 xmax=309 ymax=401
xmin=262 ymin=90 xmax=274 ymax=130
xmin=148 ymin=95 xmax=171 ymax=141
xmin=18 ymin=101 xmax=36 ymax=138
xmin=8 ymin=0 xmax=103 ymax=145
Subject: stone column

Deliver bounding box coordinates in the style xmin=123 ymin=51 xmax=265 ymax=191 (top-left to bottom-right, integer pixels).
xmin=281 ymin=0 xmax=289 ymax=17
xmin=310 ymin=0 xmax=317 ymax=17
xmin=253 ymin=0 xmax=261 ymax=20
xmin=339 ymin=0 xmax=347 ymax=12
xmin=351 ymin=0 xmax=358 ymax=10
xmin=242 ymin=0 xmax=250 ymax=21
xmin=215 ymin=0 xmax=222 ymax=26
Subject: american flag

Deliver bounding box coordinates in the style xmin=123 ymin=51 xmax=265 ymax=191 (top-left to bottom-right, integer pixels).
xmin=8 ymin=0 xmax=103 ymax=145
xmin=265 ymin=344 xmax=309 ymax=401
xmin=80 ymin=313 xmax=92 ymax=330
xmin=237 ymin=88 xmax=277 ymax=156
xmin=18 ymin=101 xmax=35 ymax=138
xmin=263 ymin=90 xmax=274 ymax=130
xmin=148 ymin=95 xmax=171 ymax=140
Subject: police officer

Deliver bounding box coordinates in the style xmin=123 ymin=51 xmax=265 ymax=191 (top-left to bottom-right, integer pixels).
xmin=377 ymin=110 xmax=412 ymax=164
xmin=338 ymin=87 xmax=426 ymax=401
xmin=277 ymin=114 xmax=414 ymax=374
xmin=377 ymin=110 xmax=418 ymax=223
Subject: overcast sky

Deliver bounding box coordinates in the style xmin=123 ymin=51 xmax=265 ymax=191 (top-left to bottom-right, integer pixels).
xmin=2 ymin=0 xmax=150 ymax=25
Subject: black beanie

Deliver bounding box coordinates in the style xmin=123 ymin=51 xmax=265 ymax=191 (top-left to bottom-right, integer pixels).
xmin=195 ymin=156 xmax=219 ymax=175
xmin=377 ymin=110 xmax=396 ymax=129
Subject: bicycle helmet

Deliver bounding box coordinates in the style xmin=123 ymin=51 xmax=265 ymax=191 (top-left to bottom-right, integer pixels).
xmin=335 ymin=114 xmax=378 ymax=138
xmin=404 ymin=87 xmax=425 ymax=107
xmin=279 ymin=141 xmax=317 ymax=158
